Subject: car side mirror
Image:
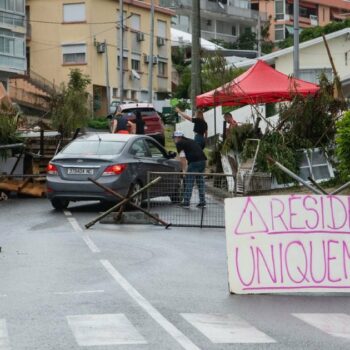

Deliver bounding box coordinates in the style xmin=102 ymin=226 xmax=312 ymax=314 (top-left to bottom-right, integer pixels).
xmin=167 ymin=151 xmax=177 ymax=159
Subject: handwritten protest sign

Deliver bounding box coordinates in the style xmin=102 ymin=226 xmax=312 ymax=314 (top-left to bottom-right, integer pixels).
xmin=225 ymin=195 xmax=350 ymax=294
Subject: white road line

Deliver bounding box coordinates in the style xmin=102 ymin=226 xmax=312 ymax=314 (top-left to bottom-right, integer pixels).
xmin=67 ymin=217 xmax=82 ymax=232
xmin=63 ymin=210 xmax=72 ymax=217
xmin=67 ymin=217 xmax=101 ymax=253
xmin=181 ymin=313 xmax=276 ymax=344
xmin=82 ymin=236 xmax=101 ymax=253
xmin=54 ymin=290 xmax=105 ymax=295
xmin=67 ymin=314 xmax=147 ymax=346
xmin=0 ymin=319 xmax=10 ymax=350
xmin=100 ymin=259 xmax=201 ymax=350
xmin=293 ymin=313 xmax=350 ymax=340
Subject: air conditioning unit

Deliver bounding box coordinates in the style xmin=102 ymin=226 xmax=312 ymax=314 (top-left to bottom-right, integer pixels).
xmin=284 ymin=14 xmax=291 ymax=21
xmin=157 ymin=37 xmax=165 ymax=46
xmin=136 ymin=32 xmax=145 ymax=42
xmin=96 ymin=43 xmax=105 ymax=54
xmin=144 ymin=55 xmax=158 ymax=64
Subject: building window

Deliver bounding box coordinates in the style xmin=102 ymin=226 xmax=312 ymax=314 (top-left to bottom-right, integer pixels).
xmin=131 ymin=90 xmax=137 ymax=100
xmin=274 ymin=24 xmax=285 ymax=41
xmin=231 ymin=25 xmax=237 ymax=36
xmin=62 ymin=43 xmax=86 ymax=64
xmin=0 ymin=36 xmax=13 ymax=54
xmin=0 ymin=0 xmax=24 ymax=13
xmin=130 ymin=14 xmax=140 ymax=31
xmin=63 ymin=3 xmax=85 ymax=23
xmin=131 ymin=59 xmax=140 ymax=71
xmin=275 ymin=0 xmax=285 ymax=20
xmin=117 ymin=56 xmax=128 ymax=70
xmin=157 ymin=19 xmax=166 ymax=38
xmin=112 ymin=88 xmax=118 ymax=98
xmin=158 ymin=61 xmax=167 ymax=77
xmin=297 ymin=148 xmax=334 ymax=182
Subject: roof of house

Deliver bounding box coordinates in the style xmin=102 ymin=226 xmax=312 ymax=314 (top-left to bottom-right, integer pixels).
xmin=231 ymin=27 xmax=350 ymax=69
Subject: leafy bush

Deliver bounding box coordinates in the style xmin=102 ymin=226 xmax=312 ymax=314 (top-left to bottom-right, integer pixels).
xmin=335 ymin=111 xmax=350 ymax=181
xmin=0 ymin=104 xmax=23 ymax=159
xmin=88 ymin=118 xmax=109 ymax=130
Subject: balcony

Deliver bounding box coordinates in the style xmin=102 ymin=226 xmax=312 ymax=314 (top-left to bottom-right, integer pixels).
xmin=201 ymin=30 xmax=237 ymax=43
xmin=159 ymin=0 xmax=266 ymax=21
xmin=0 ymin=11 xmax=25 ymax=31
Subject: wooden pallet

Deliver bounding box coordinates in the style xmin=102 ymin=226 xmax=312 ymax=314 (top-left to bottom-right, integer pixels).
xmin=0 ymin=177 xmax=46 ymax=197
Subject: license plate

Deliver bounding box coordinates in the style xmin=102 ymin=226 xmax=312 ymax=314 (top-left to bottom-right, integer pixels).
xmin=67 ymin=168 xmax=94 ymax=175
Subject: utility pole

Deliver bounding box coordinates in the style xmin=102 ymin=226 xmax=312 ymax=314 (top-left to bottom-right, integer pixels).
xmin=118 ymin=0 xmax=124 ymax=103
xmin=293 ymin=0 xmax=300 ymax=78
xmin=191 ymin=0 xmax=201 ymax=115
xmin=257 ymin=15 xmax=261 ymax=57
xmin=104 ymin=40 xmax=111 ymax=113
xmin=147 ymin=0 xmax=155 ymax=103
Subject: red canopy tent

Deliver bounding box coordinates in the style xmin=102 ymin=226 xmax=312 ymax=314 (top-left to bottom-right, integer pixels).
xmin=196 ymin=60 xmax=320 ymax=108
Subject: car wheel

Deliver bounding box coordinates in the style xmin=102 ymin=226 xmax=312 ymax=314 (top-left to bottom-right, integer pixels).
xmin=51 ymin=198 xmax=69 ymax=210
xmin=128 ymin=182 xmax=143 ymax=208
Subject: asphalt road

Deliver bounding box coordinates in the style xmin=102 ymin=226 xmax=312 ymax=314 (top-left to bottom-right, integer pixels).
xmin=1 ymin=197 xmax=350 ymax=349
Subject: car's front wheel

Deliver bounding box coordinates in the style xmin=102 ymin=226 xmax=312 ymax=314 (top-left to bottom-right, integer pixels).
xmin=51 ymin=198 xmax=70 ymax=210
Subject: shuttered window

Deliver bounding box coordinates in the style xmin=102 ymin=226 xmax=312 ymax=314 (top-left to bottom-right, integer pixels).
xmin=63 ymin=3 xmax=85 ymax=23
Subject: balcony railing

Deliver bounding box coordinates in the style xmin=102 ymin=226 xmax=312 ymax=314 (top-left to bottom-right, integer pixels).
xmin=0 ymin=11 xmax=25 ymax=28
xmin=201 ymin=30 xmax=237 ymax=43
xmin=0 ymin=54 xmax=26 ymax=73
xmin=159 ymin=0 xmax=265 ymax=21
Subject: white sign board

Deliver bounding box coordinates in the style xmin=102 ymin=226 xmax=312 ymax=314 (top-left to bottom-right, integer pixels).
xmin=225 ymin=195 xmax=350 ymax=294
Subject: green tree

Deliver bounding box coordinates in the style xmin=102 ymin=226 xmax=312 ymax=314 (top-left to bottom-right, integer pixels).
xmin=336 ymin=111 xmax=350 ymax=181
xmin=50 ymin=69 xmax=91 ymax=137
xmin=201 ymin=54 xmax=245 ymax=93
xmin=279 ymin=19 xmax=350 ymax=49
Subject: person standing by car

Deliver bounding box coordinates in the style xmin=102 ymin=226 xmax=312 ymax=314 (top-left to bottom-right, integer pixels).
xmin=112 ymin=110 xmax=135 ymax=134
xmin=175 ymin=107 xmax=208 ymax=149
xmin=133 ymin=110 xmax=145 ymax=135
xmin=173 ymin=130 xmax=207 ymax=209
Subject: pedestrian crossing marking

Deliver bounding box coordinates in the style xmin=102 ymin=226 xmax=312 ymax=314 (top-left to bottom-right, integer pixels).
xmin=67 ymin=314 xmax=147 ymax=346
xmin=0 ymin=319 xmax=10 ymax=350
xmin=293 ymin=313 xmax=350 ymax=340
xmin=181 ymin=313 xmax=276 ymax=344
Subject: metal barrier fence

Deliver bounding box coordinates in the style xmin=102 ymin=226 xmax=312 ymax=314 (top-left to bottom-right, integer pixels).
xmin=147 ymin=172 xmax=236 ymax=228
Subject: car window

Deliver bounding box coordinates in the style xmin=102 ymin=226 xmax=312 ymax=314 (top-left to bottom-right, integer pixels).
xmin=61 ymin=141 xmax=125 ymax=155
xmin=145 ymin=139 xmax=166 ymax=159
xmin=130 ymin=139 xmax=148 ymax=157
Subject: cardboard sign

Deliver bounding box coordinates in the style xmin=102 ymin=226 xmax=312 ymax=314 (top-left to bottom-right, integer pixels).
xmin=225 ymin=195 xmax=350 ymax=294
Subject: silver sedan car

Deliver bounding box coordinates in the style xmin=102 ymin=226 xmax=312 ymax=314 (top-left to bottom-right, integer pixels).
xmin=46 ymin=133 xmax=181 ymax=210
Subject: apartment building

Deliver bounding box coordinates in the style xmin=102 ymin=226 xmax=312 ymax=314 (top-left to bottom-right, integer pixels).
xmin=159 ymin=0 xmax=265 ymax=45
xmin=251 ymin=0 xmax=350 ymax=42
xmin=0 ymin=0 xmax=26 ymax=86
xmin=26 ymin=0 xmax=174 ymax=115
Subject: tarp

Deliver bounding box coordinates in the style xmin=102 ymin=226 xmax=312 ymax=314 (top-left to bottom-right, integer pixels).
xmin=196 ymin=60 xmax=320 ymax=108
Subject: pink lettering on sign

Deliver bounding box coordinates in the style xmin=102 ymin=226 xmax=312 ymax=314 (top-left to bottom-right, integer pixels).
xmin=233 ymin=238 xmax=350 ymax=291
xmin=233 ymin=195 xmax=350 ymax=236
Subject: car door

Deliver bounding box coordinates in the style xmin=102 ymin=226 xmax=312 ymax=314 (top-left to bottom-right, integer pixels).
xmin=128 ymin=138 xmax=151 ymax=187
xmin=144 ymin=139 xmax=180 ymax=197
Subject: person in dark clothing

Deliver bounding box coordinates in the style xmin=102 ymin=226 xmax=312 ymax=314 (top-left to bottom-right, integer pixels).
xmin=133 ymin=111 xmax=145 ymax=135
xmin=173 ymin=130 xmax=207 ymax=209
xmin=175 ymin=107 xmax=208 ymax=149
xmin=111 ymin=111 xmax=135 ymax=134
